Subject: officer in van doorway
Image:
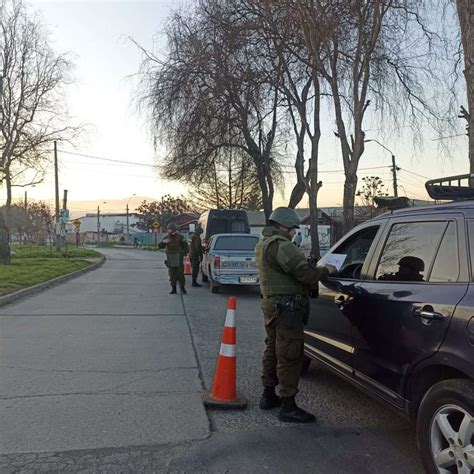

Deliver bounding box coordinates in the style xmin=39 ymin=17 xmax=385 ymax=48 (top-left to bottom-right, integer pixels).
xmin=159 ymin=223 xmax=189 ymax=294
xmin=255 ymin=207 xmax=336 ymax=423
xmin=189 ymin=225 xmax=204 ymax=287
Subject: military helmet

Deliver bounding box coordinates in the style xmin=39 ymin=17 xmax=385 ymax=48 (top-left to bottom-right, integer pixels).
xmin=268 ymin=207 xmax=301 ymax=229
xmin=398 ymin=256 xmax=424 ymax=272
xmin=195 ymin=225 xmax=203 ymax=234
xmin=167 ymin=223 xmax=178 ymax=231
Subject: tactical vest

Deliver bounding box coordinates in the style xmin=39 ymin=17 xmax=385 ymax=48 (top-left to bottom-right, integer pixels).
xmin=256 ymin=234 xmax=306 ymax=297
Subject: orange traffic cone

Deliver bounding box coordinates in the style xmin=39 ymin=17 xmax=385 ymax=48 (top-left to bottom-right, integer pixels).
xmin=202 ymin=297 xmax=247 ymax=409
xmin=184 ymin=255 xmax=192 ymax=275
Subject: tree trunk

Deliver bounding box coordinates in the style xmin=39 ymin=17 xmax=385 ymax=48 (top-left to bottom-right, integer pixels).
xmin=256 ymin=162 xmax=272 ymax=221
xmin=456 ymin=0 xmax=474 ymax=172
xmin=308 ymin=184 xmax=321 ymax=259
xmin=343 ymin=171 xmax=358 ymax=233
xmin=288 ymin=144 xmax=306 ymax=209
xmin=5 ymin=171 xmax=12 ymax=208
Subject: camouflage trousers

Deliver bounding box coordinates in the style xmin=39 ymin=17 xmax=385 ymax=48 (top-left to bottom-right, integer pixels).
xmin=168 ymin=265 xmax=185 ymax=286
xmin=260 ymin=298 xmax=304 ymax=398
xmin=190 ymin=255 xmax=201 ymax=282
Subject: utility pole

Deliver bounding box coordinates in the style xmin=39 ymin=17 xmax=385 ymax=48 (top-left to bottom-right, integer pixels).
xmin=24 ymin=191 xmax=27 ymax=210
xmin=365 ymin=139 xmax=399 ymax=197
xmin=54 ymin=141 xmax=61 ymax=251
xmin=126 ymin=204 xmax=130 ymax=244
xmin=97 ymin=206 xmax=100 ymax=244
xmin=391 ymin=155 xmax=399 ymax=197
xmin=125 ymin=194 xmax=136 ymax=244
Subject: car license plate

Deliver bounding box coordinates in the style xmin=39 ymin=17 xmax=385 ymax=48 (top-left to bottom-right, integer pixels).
xmin=240 ymin=275 xmax=258 ymax=284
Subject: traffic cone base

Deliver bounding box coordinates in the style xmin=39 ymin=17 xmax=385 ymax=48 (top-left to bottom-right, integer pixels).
xmin=202 ymin=296 xmax=247 ymax=409
xmin=202 ymin=391 xmax=247 ymax=409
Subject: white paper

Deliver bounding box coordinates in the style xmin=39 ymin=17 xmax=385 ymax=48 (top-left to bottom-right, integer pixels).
xmin=322 ymin=253 xmax=347 ymax=271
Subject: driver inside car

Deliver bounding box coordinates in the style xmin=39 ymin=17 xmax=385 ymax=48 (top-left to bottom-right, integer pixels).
xmin=379 ymin=256 xmax=425 ymax=282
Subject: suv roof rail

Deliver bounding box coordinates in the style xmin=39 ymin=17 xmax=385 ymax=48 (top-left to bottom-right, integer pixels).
xmin=425 ymin=174 xmax=474 ymax=201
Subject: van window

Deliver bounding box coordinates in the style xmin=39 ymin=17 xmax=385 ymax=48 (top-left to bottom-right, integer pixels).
xmin=208 ymin=215 xmax=249 ymax=235
xmin=214 ymin=236 xmax=259 ymax=251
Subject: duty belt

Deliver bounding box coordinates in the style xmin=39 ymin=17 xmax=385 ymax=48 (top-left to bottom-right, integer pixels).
xmin=261 ymin=294 xmax=305 ymax=300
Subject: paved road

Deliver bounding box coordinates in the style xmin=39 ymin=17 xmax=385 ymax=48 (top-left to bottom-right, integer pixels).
xmin=0 ymin=248 xmax=423 ymax=472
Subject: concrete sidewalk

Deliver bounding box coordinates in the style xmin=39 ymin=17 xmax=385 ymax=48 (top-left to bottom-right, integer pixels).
xmin=0 ymin=248 xmax=209 ymax=454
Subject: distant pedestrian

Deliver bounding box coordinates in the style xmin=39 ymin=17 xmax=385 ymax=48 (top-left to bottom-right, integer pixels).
xmin=292 ymin=232 xmax=302 ymax=248
xmin=255 ymin=207 xmax=336 ymax=423
xmin=159 ymin=223 xmax=189 ymax=294
xmin=189 ymin=225 xmax=204 ymax=287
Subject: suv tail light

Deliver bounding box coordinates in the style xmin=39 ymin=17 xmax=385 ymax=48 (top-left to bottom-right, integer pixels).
xmin=213 ymin=256 xmax=221 ymax=269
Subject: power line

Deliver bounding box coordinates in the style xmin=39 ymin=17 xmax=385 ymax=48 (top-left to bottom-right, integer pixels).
xmin=399 ymin=168 xmax=431 ymax=180
xmin=58 ymin=149 xmax=159 ymax=168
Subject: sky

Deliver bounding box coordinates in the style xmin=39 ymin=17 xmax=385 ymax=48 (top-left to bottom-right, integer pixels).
xmin=3 ymin=0 xmax=470 ymax=215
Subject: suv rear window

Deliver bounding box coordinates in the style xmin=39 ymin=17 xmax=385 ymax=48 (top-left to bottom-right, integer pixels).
xmin=429 ymin=222 xmax=459 ymax=282
xmin=214 ymin=236 xmax=259 ymax=251
xmin=376 ymin=221 xmax=454 ymax=282
xmin=468 ymin=221 xmax=474 ymax=281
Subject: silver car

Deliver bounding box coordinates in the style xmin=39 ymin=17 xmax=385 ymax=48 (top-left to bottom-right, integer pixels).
xmin=201 ymin=233 xmax=260 ymax=293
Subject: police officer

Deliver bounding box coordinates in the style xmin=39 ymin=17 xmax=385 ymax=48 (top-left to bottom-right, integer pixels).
xmin=159 ymin=223 xmax=189 ymax=294
xmin=255 ymin=207 xmax=336 ymax=423
xmin=189 ymin=226 xmax=204 ymax=287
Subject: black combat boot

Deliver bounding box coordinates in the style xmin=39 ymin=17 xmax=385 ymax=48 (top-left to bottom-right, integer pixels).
xmin=180 ymin=285 xmax=187 ymax=295
xmin=170 ymin=285 xmax=177 ymax=294
xmin=259 ymin=386 xmax=281 ymax=410
xmin=192 ymin=280 xmax=202 ymax=287
xmin=278 ymin=396 xmax=316 ymax=423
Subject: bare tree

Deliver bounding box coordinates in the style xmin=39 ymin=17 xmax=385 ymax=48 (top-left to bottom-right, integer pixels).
xmin=134 ymin=0 xmax=285 ymax=219
xmin=297 ymin=0 xmax=457 ymax=232
xmin=455 ymin=0 xmax=474 ymax=171
xmin=189 ymin=150 xmax=265 ymax=211
xmin=0 ymin=0 xmax=77 ymax=210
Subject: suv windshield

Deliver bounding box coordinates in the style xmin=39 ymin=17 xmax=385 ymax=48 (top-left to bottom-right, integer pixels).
xmin=214 ymin=236 xmax=259 ymax=251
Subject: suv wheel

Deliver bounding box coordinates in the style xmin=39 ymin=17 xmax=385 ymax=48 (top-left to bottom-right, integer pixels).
xmin=417 ymin=379 xmax=474 ymax=474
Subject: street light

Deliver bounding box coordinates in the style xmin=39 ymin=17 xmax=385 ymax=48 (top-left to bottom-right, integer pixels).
xmin=126 ymin=194 xmax=136 ymax=244
xmin=365 ymin=139 xmax=399 ymax=197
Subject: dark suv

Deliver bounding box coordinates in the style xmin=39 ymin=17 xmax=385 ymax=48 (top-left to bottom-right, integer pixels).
xmin=304 ymin=175 xmax=474 ymax=474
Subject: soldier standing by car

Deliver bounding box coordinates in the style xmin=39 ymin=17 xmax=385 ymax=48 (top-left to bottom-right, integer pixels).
xmin=159 ymin=223 xmax=189 ymax=295
xmin=189 ymin=225 xmax=204 ymax=287
xmin=255 ymin=207 xmax=336 ymax=423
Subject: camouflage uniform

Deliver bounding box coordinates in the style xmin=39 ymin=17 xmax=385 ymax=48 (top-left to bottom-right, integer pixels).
xmin=255 ymin=207 xmax=331 ymax=423
xmin=256 ymin=227 xmax=328 ymax=398
xmin=159 ymin=232 xmax=189 ymax=290
xmin=189 ymin=229 xmax=203 ymax=285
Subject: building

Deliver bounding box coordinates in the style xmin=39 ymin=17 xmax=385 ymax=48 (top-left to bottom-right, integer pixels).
xmin=247 ymin=209 xmax=333 ymax=254
xmin=74 ymin=213 xmax=145 ymax=243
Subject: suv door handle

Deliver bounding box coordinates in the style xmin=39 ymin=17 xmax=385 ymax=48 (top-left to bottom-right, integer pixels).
xmin=413 ymin=306 xmax=446 ymax=320
xmin=334 ymin=295 xmax=347 ymax=308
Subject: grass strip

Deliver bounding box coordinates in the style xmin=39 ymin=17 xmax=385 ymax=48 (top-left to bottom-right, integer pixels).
xmin=0 ymin=245 xmax=101 ymax=296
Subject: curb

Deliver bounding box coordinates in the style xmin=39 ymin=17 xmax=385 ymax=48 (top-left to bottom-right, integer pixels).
xmin=0 ymin=255 xmax=106 ymax=308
